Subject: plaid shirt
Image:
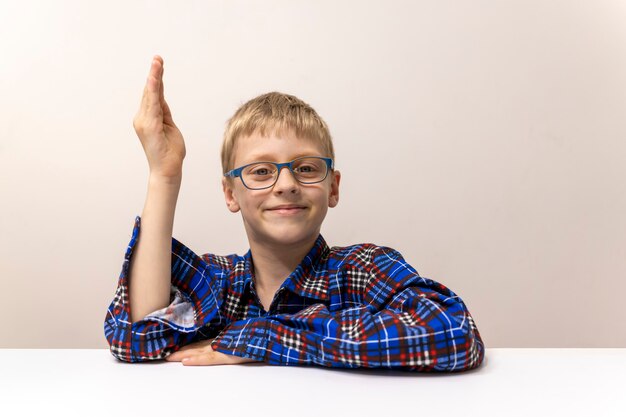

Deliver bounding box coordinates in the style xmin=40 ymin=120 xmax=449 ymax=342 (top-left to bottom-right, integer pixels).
xmin=104 ymin=216 xmax=485 ymax=372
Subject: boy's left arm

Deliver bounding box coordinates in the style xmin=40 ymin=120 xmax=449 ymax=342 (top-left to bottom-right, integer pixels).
xmin=210 ymin=246 xmax=485 ymax=372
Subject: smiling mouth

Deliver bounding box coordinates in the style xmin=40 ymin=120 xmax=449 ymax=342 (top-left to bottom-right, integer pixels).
xmin=267 ymin=207 xmax=307 ymax=214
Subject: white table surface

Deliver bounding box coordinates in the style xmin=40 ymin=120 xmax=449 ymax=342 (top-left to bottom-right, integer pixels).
xmin=0 ymin=348 xmax=624 ymax=417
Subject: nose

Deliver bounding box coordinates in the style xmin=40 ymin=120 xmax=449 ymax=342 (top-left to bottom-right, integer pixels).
xmin=273 ymin=166 xmax=300 ymax=194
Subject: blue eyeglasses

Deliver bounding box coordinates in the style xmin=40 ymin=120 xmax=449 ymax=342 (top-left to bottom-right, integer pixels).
xmin=224 ymin=156 xmax=334 ymax=190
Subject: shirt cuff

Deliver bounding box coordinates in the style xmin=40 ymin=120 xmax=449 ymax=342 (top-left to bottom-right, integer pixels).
xmin=140 ymin=285 xmax=196 ymax=330
xmin=210 ymin=318 xmax=271 ymax=362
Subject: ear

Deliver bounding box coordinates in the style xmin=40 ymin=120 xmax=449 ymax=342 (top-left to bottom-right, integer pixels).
xmin=222 ymin=177 xmax=241 ymax=213
xmin=328 ymin=170 xmax=340 ymax=208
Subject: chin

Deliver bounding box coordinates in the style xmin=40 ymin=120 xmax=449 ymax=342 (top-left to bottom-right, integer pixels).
xmin=263 ymin=224 xmax=318 ymax=246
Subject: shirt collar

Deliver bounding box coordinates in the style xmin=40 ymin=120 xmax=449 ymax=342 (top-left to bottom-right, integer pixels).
xmin=242 ymin=234 xmax=330 ymax=302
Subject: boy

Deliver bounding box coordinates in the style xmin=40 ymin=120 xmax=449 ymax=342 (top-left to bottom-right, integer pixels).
xmin=104 ymin=55 xmax=485 ymax=371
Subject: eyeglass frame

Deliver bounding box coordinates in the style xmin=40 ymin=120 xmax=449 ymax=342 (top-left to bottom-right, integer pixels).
xmin=223 ymin=156 xmax=334 ymax=190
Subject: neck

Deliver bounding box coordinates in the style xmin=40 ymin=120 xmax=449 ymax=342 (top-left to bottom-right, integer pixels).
xmin=248 ymin=234 xmax=319 ymax=292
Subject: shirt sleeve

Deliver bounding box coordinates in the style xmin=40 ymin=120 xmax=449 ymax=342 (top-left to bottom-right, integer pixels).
xmin=103 ymin=216 xmax=226 ymax=363
xmin=210 ymin=246 xmax=485 ymax=372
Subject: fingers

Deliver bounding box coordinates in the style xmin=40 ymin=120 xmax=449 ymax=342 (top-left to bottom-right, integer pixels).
xmin=156 ymin=60 xmax=177 ymax=127
xmin=181 ymin=351 xmax=244 ymax=366
xmin=165 ymin=351 xmax=184 ymax=362
xmin=181 ymin=351 xmax=260 ymax=366
xmin=145 ymin=57 xmax=163 ymax=119
xmin=134 ymin=56 xmax=165 ymax=134
xmin=139 ymin=55 xmax=163 ymax=114
xmin=159 ymin=59 xmax=166 ymax=105
xmin=165 ymin=347 xmax=255 ymax=366
xmin=181 ymin=354 xmax=214 ymax=366
xmin=166 ymin=349 xmax=219 ymax=366
xmin=165 ymin=346 xmax=197 ymax=362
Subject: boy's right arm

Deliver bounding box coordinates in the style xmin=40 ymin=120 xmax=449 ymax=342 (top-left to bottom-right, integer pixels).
xmin=104 ymin=56 xmax=225 ymax=362
xmin=127 ymin=55 xmax=186 ymax=323
xmin=128 ymin=174 xmax=181 ymax=323
xmin=104 ymin=214 xmax=226 ymax=362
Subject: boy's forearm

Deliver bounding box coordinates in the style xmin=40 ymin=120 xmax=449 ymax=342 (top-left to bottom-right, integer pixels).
xmin=129 ymin=174 xmax=182 ymax=323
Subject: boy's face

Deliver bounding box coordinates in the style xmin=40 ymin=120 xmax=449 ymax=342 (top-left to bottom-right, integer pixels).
xmin=222 ymin=129 xmax=340 ymax=248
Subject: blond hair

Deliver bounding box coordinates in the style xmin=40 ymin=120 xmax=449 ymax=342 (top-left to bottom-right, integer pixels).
xmin=221 ymin=92 xmax=335 ymax=173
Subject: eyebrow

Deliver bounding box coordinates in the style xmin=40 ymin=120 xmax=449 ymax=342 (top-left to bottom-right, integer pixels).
xmin=242 ymin=152 xmax=325 ymax=164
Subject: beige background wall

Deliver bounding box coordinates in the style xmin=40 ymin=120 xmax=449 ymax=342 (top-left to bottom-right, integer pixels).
xmin=1 ymin=0 xmax=624 ymax=348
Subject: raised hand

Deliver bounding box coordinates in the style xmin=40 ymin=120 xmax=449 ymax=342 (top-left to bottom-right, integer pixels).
xmin=133 ymin=55 xmax=186 ymax=179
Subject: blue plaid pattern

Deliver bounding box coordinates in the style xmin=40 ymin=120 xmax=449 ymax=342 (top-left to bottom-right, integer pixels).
xmin=104 ymin=216 xmax=485 ymax=371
